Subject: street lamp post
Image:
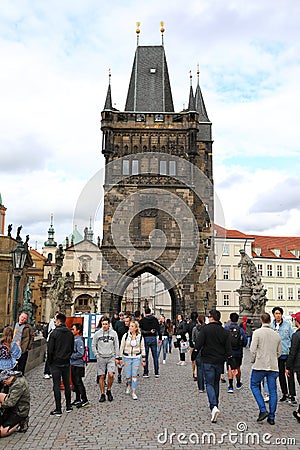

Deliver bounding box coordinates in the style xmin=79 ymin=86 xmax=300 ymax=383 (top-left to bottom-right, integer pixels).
xmin=93 ymin=293 xmax=99 ymax=314
xmin=11 ymin=239 xmax=27 ymax=326
xmin=203 ymin=296 xmax=208 ymax=317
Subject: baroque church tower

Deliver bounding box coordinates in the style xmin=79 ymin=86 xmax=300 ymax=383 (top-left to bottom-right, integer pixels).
xmin=100 ymin=24 xmax=215 ymax=317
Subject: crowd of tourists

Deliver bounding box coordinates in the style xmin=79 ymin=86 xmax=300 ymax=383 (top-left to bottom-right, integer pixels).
xmin=1 ymin=305 xmax=300 ymax=437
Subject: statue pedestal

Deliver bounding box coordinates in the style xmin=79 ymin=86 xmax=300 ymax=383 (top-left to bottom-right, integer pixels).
xmin=238 ymin=287 xmax=262 ymax=330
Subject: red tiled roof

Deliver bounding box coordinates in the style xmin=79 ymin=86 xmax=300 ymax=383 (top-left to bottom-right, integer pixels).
xmin=214 ymin=224 xmax=254 ymax=239
xmin=251 ymin=235 xmax=300 ymax=259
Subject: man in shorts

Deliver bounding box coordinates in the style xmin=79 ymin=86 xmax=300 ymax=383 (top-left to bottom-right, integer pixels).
xmin=0 ymin=370 xmax=30 ymax=437
xmin=92 ymin=317 xmax=120 ymax=402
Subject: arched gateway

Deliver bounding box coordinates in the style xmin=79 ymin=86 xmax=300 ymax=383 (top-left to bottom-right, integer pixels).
xmin=100 ymin=26 xmax=216 ymax=318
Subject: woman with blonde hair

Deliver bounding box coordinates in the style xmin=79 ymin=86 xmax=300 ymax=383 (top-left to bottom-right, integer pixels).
xmin=119 ymin=321 xmax=146 ymax=400
xmin=0 ymin=327 xmax=21 ymax=371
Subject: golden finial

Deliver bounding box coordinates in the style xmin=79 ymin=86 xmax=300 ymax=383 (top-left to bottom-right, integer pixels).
xmin=136 ymin=21 xmax=141 ymax=45
xmin=160 ymin=21 xmax=165 ymax=45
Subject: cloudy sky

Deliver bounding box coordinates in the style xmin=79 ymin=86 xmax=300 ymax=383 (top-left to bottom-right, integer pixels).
xmin=1 ymin=0 xmax=300 ymax=250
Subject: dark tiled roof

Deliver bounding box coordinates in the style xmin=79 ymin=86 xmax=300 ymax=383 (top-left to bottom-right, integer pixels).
xmin=125 ymin=46 xmax=174 ymax=112
xmin=188 ymin=85 xmax=196 ymax=111
xmin=195 ymin=83 xmax=209 ymax=122
xmin=104 ymin=83 xmax=112 ymax=110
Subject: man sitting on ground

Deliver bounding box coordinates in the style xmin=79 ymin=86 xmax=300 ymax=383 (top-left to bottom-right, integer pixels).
xmin=0 ymin=369 xmax=30 ymax=437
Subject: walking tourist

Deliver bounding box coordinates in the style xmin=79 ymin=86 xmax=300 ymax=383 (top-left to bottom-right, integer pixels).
xmin=250 ymin=312 xmax=282 ymax=425
xmin=139 ymin=307 xmax=161 ymax=378
xmin=193 ymin=309 xmax=236 ymax=423
xmin=92 ymin=317 xmax=120 ymax=402
xmin=119 ymin=321 xmax=146 ymax=399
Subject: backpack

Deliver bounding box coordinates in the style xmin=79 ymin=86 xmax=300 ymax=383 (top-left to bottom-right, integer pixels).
xmin=230 ymin=326 xmax=243 ymax=350
xmin=82 ymin=345 xmax=89 ymax=365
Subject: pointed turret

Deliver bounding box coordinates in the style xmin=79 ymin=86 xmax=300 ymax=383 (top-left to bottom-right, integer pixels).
xmin=87 ymin=217 xmax=94 ymax=242
xmin=195 ymin=67 xmax=209 ymax=122
xmin=188 ymin=71 xmax=196 ymax=111
xmin=44 ymin=214 xmax=57 ymax=247
xmin=103 ymin=69 xmax=113 ymax=110
xmin=125 ymin=24 xmax=174 ymax=112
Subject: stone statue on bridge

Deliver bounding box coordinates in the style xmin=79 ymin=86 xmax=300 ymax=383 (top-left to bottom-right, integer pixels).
xmin=237 ymin=249 xmax=267 ymax=320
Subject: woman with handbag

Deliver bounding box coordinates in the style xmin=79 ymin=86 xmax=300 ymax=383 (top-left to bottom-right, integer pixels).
xmin=0 ymin=327 xmax=21 ymax=372
xmin=175 ymin=314 xmax=188 ymax=366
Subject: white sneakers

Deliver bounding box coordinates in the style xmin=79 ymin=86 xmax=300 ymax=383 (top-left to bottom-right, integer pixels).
xmin=43 ymin=374 xmax=51 ymax=379
xmin=211 ymin=406 xmax=219 ymax=423
xmin=132 ymin=393 xmax=138 ymax=400
xmin=163 ymin=360 xmax=166 ymax=364
xmin=125 ymin=384 xmax=131 ymax=395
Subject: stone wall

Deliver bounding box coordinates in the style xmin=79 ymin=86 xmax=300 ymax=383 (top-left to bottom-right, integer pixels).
xmin=25 ymin=336 xmax=46 ymax=374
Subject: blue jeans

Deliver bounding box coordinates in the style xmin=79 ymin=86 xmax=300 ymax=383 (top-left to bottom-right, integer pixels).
xmin=196 ymin=357 xmax=205 ymax=391
xmin=203 ymin=362 xmax=223 ymax=410
xmin=144 ymin=336 xmax=159 ymax=376
xmin=250 ymin=370 xmax=279 ymax=420
xmin=123 ymin=356 xmax=141 ymax=391
xmin=167 ymin=335 xmax=173 ymax=353
xmin=157 ymin=338 xmax=168 ymax=361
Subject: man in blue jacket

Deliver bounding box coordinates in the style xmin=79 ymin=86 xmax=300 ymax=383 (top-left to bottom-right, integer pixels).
xmin=70 ymin=323 xmax=90 ymax=408
xmin=270 ymin=306 xmax=295 ymax=403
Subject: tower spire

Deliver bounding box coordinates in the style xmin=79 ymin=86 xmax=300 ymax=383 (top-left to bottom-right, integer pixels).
xmin=104 ymin=68 xmax=113 ymax=110
xmin=195 ymin=65 xmax=209 ymax=121
xmin=188 ymin=70 xmax=196 ymax=111
xmin=136 ymin=22 xmax=140 ymax=46
xmin=160 ymin=21 xmax=165 ymax=46
xmin=44 ymin=213 xmax=57 ymax=247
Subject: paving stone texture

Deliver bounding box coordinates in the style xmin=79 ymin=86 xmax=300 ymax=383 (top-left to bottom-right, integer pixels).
xmin=2 ymin=349 xmax=300 ymax=450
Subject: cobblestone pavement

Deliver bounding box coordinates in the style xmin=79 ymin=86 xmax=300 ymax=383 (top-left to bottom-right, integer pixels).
xmin=2 ymin=348 xmax=300 ymax=450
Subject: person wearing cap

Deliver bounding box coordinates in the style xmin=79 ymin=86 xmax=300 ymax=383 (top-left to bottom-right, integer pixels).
xmin=286 ymin=312 xmax=300 ymax=422
xmin=270 ymin=306 xmax=296 ymax=403
xmin=0 ymin=370 xmax=30 ymax=437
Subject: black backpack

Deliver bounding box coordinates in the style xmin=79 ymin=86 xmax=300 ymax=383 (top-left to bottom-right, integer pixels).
xmin=230 ymin=326 xmax=243 ymax=350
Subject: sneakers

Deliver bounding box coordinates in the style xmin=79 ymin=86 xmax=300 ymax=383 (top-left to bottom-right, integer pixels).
xmin=43 ymin=374 xmax=51 ymax=379
xmin=143 ymin=374 xmax=149 ymax=378
xmin=288 ymin=396 xmax=297 ymax=405
xmin=211 ymin=406 xmax=219 ymax=423
xmin=71 ymin=400 xmax=81 ymax=406
xmin=66 ymin=406 xmax=73 ymax=413
xmin=99 ymin=394 xmax=106 ymax=403
xmin=77 ymin=401 xmax=90 ymax=408
xmin=279 ymin=394 xmax=289 ymax=402
xmin=50 ymin=410 xmax=62 ymax=417
xmin=221 ymin=377 xmax=226 ymax=383
xmin=257 ymin=411 xmax=268 ymax=422
xmin=199 ymin=389 xmax=205 ymax=393
xmin=264 ymin=394 xmax=270 ymax=402
xmin=228 ymin=387 xmax=234 ymax=393
xmin=163 ymin=360 xmax=166 ymax=364
xmin=132 ymin=393 xmax=138 ymax=400
xmin=293 ymin=410 xmax=300 ymax=423
xmin=126 ymin=384 xmax=131 ymax=394
xmin=176 ymin=361 xmax=182 ymax=365
xmin=236 ymin=383 xmax=243 ymax=390
xmin=106 ymin=390 xmax=113 ymax=402
xmin=117 ymin=374 xmax=122 ymax=384
xmin=155 ymin=374 xmax=160 ymax=378
xmin=179 ymin=361 xmax=186 ymax=366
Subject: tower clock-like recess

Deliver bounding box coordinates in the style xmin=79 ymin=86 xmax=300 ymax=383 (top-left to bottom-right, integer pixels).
xmin=100 ymin=25 xmax=215 ymax=317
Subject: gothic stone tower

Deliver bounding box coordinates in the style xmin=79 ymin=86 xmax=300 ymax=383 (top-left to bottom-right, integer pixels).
xmin=100 ymin=28 xmax=215 ymax=317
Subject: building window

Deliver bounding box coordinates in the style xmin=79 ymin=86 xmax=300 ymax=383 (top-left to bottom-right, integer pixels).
xmin=122 ymin=160 xmax=129 ymax=175
xmin=132 ymin=160 xmax=139 ymax=175
xmin=276 ymin=265 xmax=282 ymax=277
xmin=141 ymin=217 xmax=156 ymax=237
xmin=223 ymin=244 xmax=229 ymax=255
xmin=287 ymin=265 xmax=293 ymax=277
xmin=159 ymin=160 xmax=167 ymax=175
xmin=169 ymin=160 xmax=176 ymax=176
xmin=277 ymin=287 xmax=283 ymax=300
xmin=267 ymin=264 xmax=273 ymax=277
xmin=257 ymin=264 xmax=263 ymax=276
xmin=288 ymin=287 xmax=294 ymax=300
xmin=223 ymin=294 xmax=230 ymax=306
xmin=223 ymin=268 xmax=229 ymax=280
xmin=29 ymin=275 xmax=35 ymax=283
xmin=297 ymin=288 xmax=300 ymax=300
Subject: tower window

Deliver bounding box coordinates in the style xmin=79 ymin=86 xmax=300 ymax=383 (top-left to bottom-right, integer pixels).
xmin=132 ymin=160 xmax=139 ymax=175
xmin=169 ymin=160 xmax=176 ymax=176
xmin=159 ymin=160 xmax=167 ymax=175
xmin=123 ymin=160 xmax=130 ymax=175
